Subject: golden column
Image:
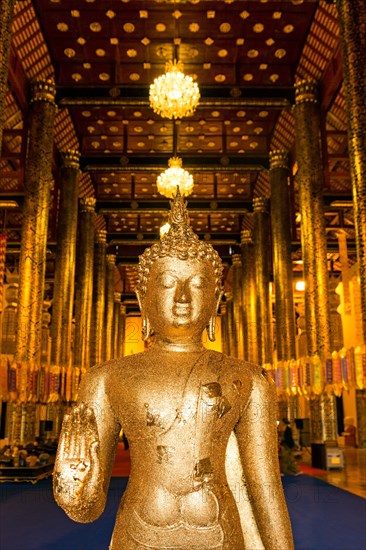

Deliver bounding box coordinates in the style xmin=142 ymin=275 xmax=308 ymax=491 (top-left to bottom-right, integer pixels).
xmin=113 ymin=292 xmax=121 ymax=359
xmin=15 ymin=80 xmax=57 ymax=363
xmin=295 ymin=80 xmax=336 ymax=445
xmin=336 ymin=0 xmax=366 ymax=342
xmin=253 ymin=197 xmax=272 ymax=366
xmin=90 ymin=229 xmax=107 ymax=366
xmin=231 ymin=254 xmax=245 ymax=359
xmin=294 ymin=80 xmax=331 ymax=358
xmin=240 ymin=229 xmax=258 ymax=364
xmin=269 ymin=150 xmax=297 ymax=361
xmin=118 ymin=304 xmax=127 ymax=358
xmin=0 ymin=0 xmax=16 ymax=149
xmin=104 ymin=254 xmax=116 ymax=361
xmin=50 ymin=150 xmax=80 ymax=368
xmin=73 ymin=197 xmax=96 ymax=370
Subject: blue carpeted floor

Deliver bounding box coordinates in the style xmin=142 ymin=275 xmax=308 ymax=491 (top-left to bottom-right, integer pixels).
xmin=0 ymin=475 xmax=365 ymax=550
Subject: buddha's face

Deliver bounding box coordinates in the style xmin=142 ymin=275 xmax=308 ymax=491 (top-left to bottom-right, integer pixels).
xmin=142 ymin=256 xmax=218 ymax=343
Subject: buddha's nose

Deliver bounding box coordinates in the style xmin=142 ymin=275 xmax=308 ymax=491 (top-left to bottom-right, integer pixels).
xmin=175 ymin=281 xmax=191 ymax=303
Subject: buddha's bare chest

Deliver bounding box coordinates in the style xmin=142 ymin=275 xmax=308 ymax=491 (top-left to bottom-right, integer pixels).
xmin=116 ymin=361 xmax=245 ymax=443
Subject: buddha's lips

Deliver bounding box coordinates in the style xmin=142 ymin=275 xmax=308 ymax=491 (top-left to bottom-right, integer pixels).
xmin=173 ymin=305 xmax=191 ymax=316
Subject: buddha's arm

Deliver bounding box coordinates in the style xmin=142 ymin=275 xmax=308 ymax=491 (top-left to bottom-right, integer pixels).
xmin=53 ymin=370 xmax=120 ymax=523
xmin=235 ymin=371 xmax=294 ymax=550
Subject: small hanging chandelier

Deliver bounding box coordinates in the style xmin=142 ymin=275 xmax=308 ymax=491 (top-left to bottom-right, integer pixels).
xmin=159 ymin=221 xmax=171 ymax=238
xmin=149 ymin=60 xmax=200 ymax=119
xmin=156 ymin=156 xmax=194 ymax=198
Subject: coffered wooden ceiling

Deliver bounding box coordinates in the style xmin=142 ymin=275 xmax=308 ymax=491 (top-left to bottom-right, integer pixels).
xmin=1 ymin=0 xmax=355 ymax=299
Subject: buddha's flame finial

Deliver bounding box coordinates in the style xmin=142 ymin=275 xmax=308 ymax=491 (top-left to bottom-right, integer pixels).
xmin=168 ymin=186 xmax=190 ymax=228
xmin=165 ymin=186 xmax=195 ymax=241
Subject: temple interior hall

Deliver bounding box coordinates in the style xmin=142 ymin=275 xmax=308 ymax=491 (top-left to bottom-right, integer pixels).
xmin=0 ymin=1 xmax=365 ymax=549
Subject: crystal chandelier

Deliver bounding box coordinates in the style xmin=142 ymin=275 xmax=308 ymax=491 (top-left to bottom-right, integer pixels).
xmin=159 ymin=221 xmax=171 ymax=238
xmin=149 ymin=60 xmax=200 ymax=119
xmin=156 ymin=157 xmax=194 ymax=198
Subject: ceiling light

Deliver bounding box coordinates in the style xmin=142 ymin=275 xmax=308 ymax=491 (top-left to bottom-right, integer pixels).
xmin=160 ymin=222 xmax=171 ymax=238
xmin=295 ymin=281 xmax=305 ymax=291
xmin=156 ymin=157 xmax=194 ymax=198
xmin=149 ymin=60 xmax=200 ymax=119
xmin=330 ymin=200 xmax=353 ymax=208
xmin=0 ymin=200 xmax=19 ymax=209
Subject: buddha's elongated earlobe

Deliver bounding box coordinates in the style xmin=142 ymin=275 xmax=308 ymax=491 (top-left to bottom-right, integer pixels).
xmin=206 ymin=290 xmax=223 ymax=342
xmin=206 ymin=316 xmax=216 ymax=342
xmin=142 ymin=316 xmax=152 ymax=341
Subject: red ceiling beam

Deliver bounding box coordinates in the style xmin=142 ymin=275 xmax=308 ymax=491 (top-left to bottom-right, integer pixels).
xmin=320 ymin=44 xmax=343 ymax=112
xmin=7 ymin=45 xmax=28 ymax=114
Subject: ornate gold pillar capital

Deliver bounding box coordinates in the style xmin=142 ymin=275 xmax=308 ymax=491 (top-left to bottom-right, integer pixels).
xmin=30 ymin=79 xmax=56 ymax=104
xmin=106 ymin=253 xmax=116 ymax=267
xmin=62 ymin=149 xmax=81 ymax=170
xmin=95 ymin=229 xmax=107 ymax=244
xmin=114 ymin=292 xmax=121 ymax=303
xmin=269 ymin=150 xmax=289 ymax=171
xmin=225 ymin=291 xmax=233 ymax=302
xmin=232 ymin=253 xmax=242 ymax=266
xmin=80 ymin=197 xmax=96 ymax=213
xmin=294 ymin=79 xmax=319 ymax=105
xmin=120 ymin=304 xmax=127 ymax=315
xmin=220 ymin=303 xmax=227 ymax=315
xmin=253 ymin=196 xmax=269 ymax=213
xmin=240 ymin=229 xmax=253 ymax=246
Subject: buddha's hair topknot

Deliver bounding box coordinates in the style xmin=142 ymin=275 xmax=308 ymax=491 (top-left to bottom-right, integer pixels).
xmin=135 ymin=187 xmax=223 ymax=299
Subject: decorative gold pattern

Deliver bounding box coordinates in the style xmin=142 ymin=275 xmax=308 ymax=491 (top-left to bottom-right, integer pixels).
xmin=337 ymin=0 xmax=366 ymax=343
xmin=240 ymin=230 xmax=258 ymax=364
xmin=112 ymin=292 xmax=121 ymax=359
xmin=231 ymin=254 xmax=244 ymax=360
xmin=74 ymin=198 xmax=96 ymax=370
xmin=90 ymin=230 xmax=107 ymax=366
xmin=15 ymin=80 xmax=57 ymax=364
xmin=294 ymin=79 xmax=331 ymax=358
xmin=269 ymin=150 xmax=296 ymax=361
xmin=104 ymin=254 xmax=116 ymax=362
xmin=118 ymin=304 xmax=126 ymax=358
xmin=253 ymin=198 xmax=272 ymax=366
xmin=30 ymin=79 xmax=56 ymax=104
xmin=51 ymin=149 xmax=80 ymax=367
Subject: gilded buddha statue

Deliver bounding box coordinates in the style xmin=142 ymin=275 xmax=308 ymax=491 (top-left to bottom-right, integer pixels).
xmin=53 ymin=190 xmax=294 ymax=550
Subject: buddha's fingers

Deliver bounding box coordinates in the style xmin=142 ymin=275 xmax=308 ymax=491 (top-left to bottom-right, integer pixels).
xmin=58 ymin=412 xmax=72 ymax=460
xmin=79 ymin=406 xmax=90 ymax=459
xmin=89 ymin=440 xmax=100 ymax=477
xmin=80 ymin=406 xmax=99 ymax=460
xmin=69 ymin=404 xmax=83 ymax=458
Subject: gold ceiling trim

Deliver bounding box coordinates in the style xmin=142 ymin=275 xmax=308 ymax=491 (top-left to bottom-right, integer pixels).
xmin=59 ymin=97 xmax=291 ymax=108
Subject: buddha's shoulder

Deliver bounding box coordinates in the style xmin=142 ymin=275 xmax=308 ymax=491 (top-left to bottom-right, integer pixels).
xmin=82 ymin=351 xmax=149 ymax=382
xmin=218 ymin=352 xmax=273 ymax=385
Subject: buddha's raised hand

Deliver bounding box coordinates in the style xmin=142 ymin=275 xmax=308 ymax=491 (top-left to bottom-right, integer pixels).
xmin=53 ymin=403 xmax=103 ymax=521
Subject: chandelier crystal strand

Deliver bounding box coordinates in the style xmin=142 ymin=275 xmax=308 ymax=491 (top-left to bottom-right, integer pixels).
xmin=156 ymin=157 xmax=194 ymax=198
xmin=149 ymin=60 xmax=200 ymax=119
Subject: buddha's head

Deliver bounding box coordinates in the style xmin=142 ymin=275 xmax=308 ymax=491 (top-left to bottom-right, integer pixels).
xmin=135 ymin=189 xmax=224 ymax=345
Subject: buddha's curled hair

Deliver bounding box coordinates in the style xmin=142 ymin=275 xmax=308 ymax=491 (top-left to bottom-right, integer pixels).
xmin=135 ymin=188 xmax=224 ymax=299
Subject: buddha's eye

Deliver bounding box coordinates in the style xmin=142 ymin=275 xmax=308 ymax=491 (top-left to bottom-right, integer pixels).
xmin=159 ymin=273 xmax=177 ymax=288
xmin=190 ymin=275 xmax=208 ymax=289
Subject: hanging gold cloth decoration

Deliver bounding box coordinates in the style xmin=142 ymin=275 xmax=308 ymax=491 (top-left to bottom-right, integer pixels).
xmin=0 ymin=233 xmax=6 ymax=314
